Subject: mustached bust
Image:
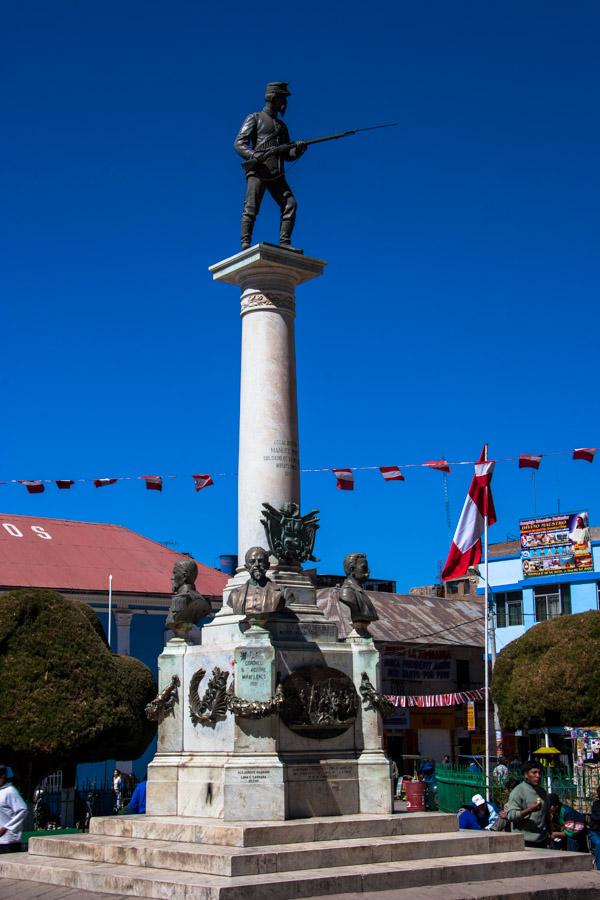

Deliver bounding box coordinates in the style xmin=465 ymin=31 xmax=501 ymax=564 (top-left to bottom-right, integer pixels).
xmin=166 ymin=557 xmax=212 ymax=639
xmin=339 ymin=552 xmax=379 ymax=633
xmin=228 ymin=546 xmax=292 ymax=623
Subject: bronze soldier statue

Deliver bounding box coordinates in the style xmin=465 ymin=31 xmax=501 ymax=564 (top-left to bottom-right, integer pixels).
xmin=234 ymin=82 xmax=307 ymax=250
xmin=339 ymin=552 xmax=379 ymax=633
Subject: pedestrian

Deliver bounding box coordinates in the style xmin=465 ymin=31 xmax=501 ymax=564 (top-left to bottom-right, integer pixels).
xmin=390 ymin=760 xmax=399 ymax=798
xmin=442 ymin=754 xmax=451 ymax=766
xmin=493 ymin=757 xmax=509 ymax=783
xmin=506 ymin=761 xmax=548 ymax=847
xmin=112 ymin=768 xmax=123 ymax=813
xmin=588 ymin=785 xmax=600 ymax=869
xmin=0 ymin=765 xmax=27 ymax=853
xmin=546 ymin=792 xmax=587 ymax=852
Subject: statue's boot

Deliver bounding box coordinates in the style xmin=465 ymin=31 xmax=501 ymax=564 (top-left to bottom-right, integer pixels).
xmin=241 ymin=216 xmax=254 ymax=250
xmin=280 ymin=220 xmax=302 ymax=253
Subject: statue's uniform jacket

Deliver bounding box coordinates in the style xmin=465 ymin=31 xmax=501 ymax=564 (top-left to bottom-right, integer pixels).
xmin=339 ymin=576 xmax=379 ymax=623
xmin=234 ymin=111 xmax=294 ymax=175
xmin=228 ymin=581 xmax=286 ymax=617
xmin=234 ymin=110 xmax=298 ymax=245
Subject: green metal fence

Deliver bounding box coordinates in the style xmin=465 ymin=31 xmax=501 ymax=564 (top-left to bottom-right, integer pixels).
xmin=436 ymin=765 xmax=594 ymax=814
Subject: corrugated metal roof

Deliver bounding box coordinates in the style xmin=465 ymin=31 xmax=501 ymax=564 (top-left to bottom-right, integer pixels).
xmin=0 ymin=513 xmax=227 ymax=596
xmin=317 ymin=588 xmax=484 ymax=647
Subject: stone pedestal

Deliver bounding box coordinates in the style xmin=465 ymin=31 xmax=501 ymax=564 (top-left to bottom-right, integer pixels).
xmin=146 ymin=244 xmax=392 ymax=822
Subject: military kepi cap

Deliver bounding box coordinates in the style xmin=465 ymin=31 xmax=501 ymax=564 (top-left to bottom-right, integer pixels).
xmin=265 ymin=82 xmax=291 ymax=96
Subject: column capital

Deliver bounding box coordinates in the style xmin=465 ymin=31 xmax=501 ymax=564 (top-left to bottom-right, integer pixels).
xmin=209 ymin=243 xmax=326 ymax=290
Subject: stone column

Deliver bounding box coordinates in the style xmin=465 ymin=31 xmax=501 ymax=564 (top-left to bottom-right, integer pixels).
xmin=209 ymin=245 xmax=326 ymax=577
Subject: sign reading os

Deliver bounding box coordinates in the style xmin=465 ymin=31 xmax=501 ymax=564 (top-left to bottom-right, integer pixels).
xmin=1 ymin=522 xmax=52 ymax=540
xmin=520 ymin=511 xmax=593 ymax=578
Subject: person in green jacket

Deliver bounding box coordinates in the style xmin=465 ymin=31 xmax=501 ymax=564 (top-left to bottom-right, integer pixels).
xmin=506 ymin=761 xmax=548 ymax=847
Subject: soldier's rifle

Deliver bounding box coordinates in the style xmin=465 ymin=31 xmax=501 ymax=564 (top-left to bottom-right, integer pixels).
xmin=242 ymin=122 xmax=398 ymax=174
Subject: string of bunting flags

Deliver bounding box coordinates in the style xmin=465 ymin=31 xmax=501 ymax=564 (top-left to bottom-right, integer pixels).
xmin=4 ymin=447 xmax=597 ymax=494
xmin=384 ymin=687 xmax=487 ymax=709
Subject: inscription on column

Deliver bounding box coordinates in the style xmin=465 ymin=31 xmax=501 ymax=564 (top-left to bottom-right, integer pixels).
xmin=262 ymin=439 xmax=299 ymax=472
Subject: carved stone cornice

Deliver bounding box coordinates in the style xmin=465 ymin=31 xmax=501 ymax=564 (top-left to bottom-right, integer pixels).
xmin=240 ymin=290 xmax=295 ymax=317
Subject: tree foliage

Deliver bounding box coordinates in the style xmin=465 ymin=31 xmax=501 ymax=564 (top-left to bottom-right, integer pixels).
xmin=492 ymin=611 xmax=600 ymax=730
xmin=0 ymin=589 xmax=157 ymax=798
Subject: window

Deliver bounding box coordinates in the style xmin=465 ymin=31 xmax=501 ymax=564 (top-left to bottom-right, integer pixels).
xmin=456 ymin=659 xmax=470 ymax=687
xmin=495 ymin=591 xmax=523 ymax=628
xmin=447 ymin=582 xmax=459 ymax=595
xmin=535 ymin=584 xmax=571 ymax=622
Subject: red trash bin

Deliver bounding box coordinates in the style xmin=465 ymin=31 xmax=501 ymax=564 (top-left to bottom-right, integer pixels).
xmin=404 ymin=779 xmax=426 ymax=812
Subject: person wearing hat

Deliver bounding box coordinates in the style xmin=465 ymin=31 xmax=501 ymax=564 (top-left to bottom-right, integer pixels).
xmin=234 ymin=82 xmax=307 ymax=250
xmin=470 ymin=793 xmax=502 ymax=830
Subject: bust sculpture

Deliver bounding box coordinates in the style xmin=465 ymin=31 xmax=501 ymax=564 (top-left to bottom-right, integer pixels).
xmin=166 ymin=557 xmax=212 ymax=639
xmin=339 ymin=553 xmax=379 ymax=633
xmin=228 ymin=546 xmax=292 ymax=622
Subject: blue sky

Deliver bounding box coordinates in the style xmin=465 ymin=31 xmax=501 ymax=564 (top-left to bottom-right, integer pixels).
xmin=2 ymin=1 xmax=599 ymax=589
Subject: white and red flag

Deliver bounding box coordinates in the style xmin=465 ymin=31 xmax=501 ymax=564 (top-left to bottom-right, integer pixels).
xmin=380 ymin=466 xmax=405 ymax=482
xmin=19 ymin=480 xmax=45 ymax=494
xmin=55 ymin=480 xmax=75 ymax=490
xmin=332 ymin=468 xmax=354 ymax=491
xmin=573 ymin=448 xmax=597 ymax=463
xmin=441 ymin=451 xmax=496 ymax=581
xmin=193 ymin=473 xmax=213 ymax=492
xmin=519 ymin=454 xmax=542 ymax=470
xmin=424 ymin=459 xmax=451 ymax=473
xmin=142 ymin=475 xmax=163 ymax=492
xmin=94 ymin=478 xmax=117 ymax=488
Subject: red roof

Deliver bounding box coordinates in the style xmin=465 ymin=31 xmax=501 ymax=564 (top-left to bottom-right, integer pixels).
xmin=0 ymin=513 xmax=228 ymax=596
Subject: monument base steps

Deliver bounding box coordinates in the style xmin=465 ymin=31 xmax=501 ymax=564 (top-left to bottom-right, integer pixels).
xmin=0 ymin=814 xmax=594 ymax=900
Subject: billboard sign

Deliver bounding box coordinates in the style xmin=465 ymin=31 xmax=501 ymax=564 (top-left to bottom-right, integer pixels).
xmin=520 ymin=511 xmax=593 ymax=578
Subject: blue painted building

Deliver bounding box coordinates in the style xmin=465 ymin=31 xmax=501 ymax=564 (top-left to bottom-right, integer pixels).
xmin=482 ymin=524 xmax=600 ymax=651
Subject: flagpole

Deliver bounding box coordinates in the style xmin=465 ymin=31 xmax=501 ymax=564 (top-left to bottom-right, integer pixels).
xmin=108 ymin=573 xmax=113 ymax=650
xmin=484 ymin=444 xmax=490 ymax=801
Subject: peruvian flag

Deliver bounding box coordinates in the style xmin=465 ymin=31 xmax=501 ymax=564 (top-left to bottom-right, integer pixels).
xmin=19 ymin=480 xmax=45 ymax=494
xmin=424 ymin=459 xmax=451 ymax=473
xmin=193 ymin=473 xmax=213 ymax=492
xmin=55 ymin=480 xmax=75 ymax=490
xmin=142 ymin=475 xmax=163 ymax=491
xmin=94 ymin=478 xmax=117 ymax=488
xmin=380 ymin=466 xmax=405 ymax=482
xmin=332 ymin=468 xmax=354 ymax=490
xmin=573 ymin=448 xmax=597 ymax=463
xmin=441 ymin=450 xmax=496 ymax=581
xmin=519 ymin=454 xmax=542 ymax=470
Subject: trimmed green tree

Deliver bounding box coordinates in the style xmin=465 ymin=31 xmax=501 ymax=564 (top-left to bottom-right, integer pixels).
xmin=492 ymin=610 xmax=600 ymax=730
xmin=0 ymin=588 xmax=157 ymax=799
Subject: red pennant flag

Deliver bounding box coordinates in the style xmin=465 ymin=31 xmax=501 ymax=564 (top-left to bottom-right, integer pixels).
xmin=332 ymin=468 xmax=354 ymax=491
xmin=442 ymin=450 xmax=496 ymax=581
xmin=519 ymin=454 xmax=541 ymax=470
xmin=193 ymin=473 xmax=213 ymax=492
xmin=424 ymin=459 xmax=451 ymax=473
xmin=94 ymin=478 xmax=118 ymax=488
xmin=19 ymin=480 xmax=45 ymax=494
xmin=380 ymin=466 xmax=405 ymax=482
xmin=573 ymin=448 xmax=597 ymax=463
xmin=142 ymin=475 xmax=163 ymax=491
xmin=56 ymin=480 xmax=75 ymax=490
